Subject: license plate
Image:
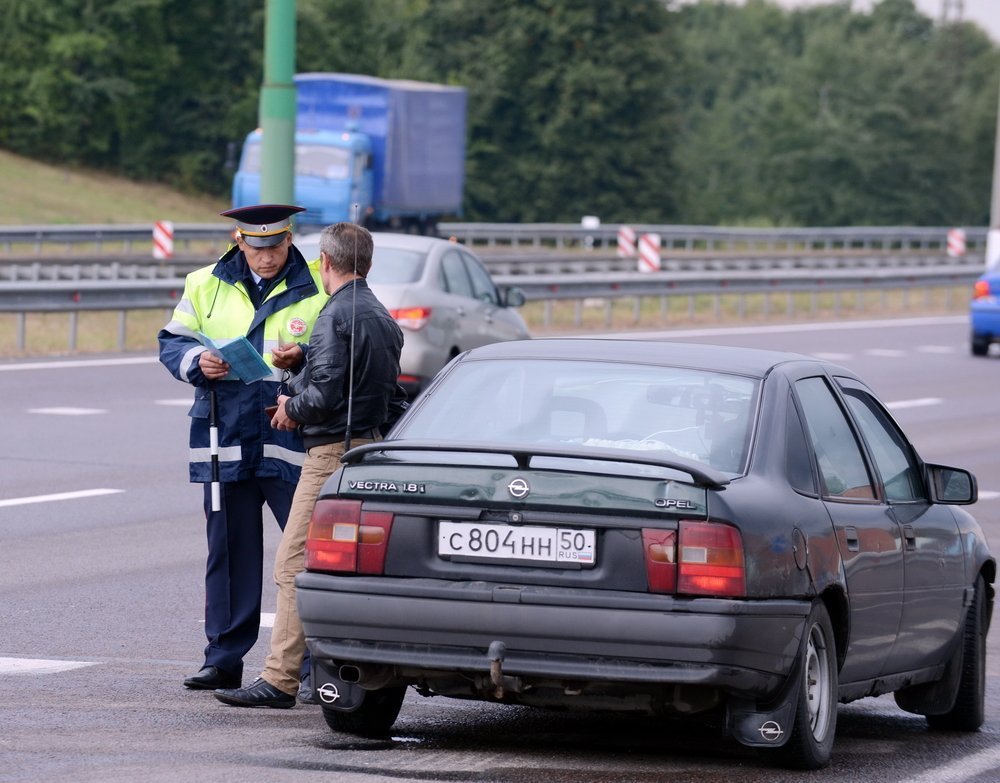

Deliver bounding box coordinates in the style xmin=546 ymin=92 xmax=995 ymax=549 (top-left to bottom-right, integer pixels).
xmin=438 ymin=521 xmax=596 ymax=567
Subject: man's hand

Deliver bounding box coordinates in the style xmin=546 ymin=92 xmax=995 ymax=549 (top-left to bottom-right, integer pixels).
xmin=271 ymin=342 xmax=304 ymax=370
xmin=198 ymin=350 xmax=230 ymax=380
xmin=271 ymin=394 xmax=299 ymax=432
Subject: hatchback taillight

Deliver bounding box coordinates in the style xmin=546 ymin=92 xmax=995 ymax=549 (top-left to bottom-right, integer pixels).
xmin=390 ymin=307 xmax=432 ymax=330
xmin=677 ymin=520 xmax=746 ymax=597
xmin=973 ymin=280 xmax=992 ymax=300
xmin=305 ymin=499 xmax=394 ymax=574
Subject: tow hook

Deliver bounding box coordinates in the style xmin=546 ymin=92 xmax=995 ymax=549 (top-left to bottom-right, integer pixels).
xmin=487 ymin=640 xmax=507 ymax=699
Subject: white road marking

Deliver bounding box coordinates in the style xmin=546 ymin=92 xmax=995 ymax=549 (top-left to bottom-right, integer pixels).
xmin=200 ymin=613 xmax=275 ymax=628
xmin=865 ymin=348 xmax=907 ymax=358
xmin=0 ymin=489 xmax=124 ymax=508
xmin=155 ymin=399 xmax=192 ymax=406
xmin=0 ymin=657 xmax=98 ymax=675
xmin=916 ymin=345 xmax=956 ymax=354
xmin=885 ymin=398 xmax=943 ymax=410
xmin=977 ymin=491 xmax=1000 ymax=501
xmin=904 ymin=741 xmax=1000 ymax=783
xmin=28 ymin=407 xmax=106 ymax=416
xmin=0 ymin=356 xmax=159 ymax=372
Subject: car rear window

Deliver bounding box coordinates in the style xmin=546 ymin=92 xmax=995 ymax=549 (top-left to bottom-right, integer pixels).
xmin=368 ymin=248 xmax=425 ymax=284
xmin=397 ymin=358 xmax=759 ymax=476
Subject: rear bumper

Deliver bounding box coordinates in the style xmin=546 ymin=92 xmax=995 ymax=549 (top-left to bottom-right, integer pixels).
xmin=297 ymin=573 xmax=811 ymax=699
xmin=971 ymin=303 xmax=1000 ymax=335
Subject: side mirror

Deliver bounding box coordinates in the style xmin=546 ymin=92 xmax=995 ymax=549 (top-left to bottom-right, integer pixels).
xmin=503 ymin=286 xmax=526 ymax=308
xmin=926 ymin=463 xmax=977 ymax=504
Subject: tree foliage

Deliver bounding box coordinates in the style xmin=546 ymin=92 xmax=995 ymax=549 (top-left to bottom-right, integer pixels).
xmin=0 ymin=0 xmax=996 ymax=226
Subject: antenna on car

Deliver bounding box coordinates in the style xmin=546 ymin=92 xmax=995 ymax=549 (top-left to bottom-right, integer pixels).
xmin=343 ymin=204 xmax=360 ymax=452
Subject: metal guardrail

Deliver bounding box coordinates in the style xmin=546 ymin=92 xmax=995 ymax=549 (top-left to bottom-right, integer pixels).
xmin=0 ymin=222 xmax=988 ymax=254
xmin=0 ymin=249 xmax=985 ymax=282
xmin=439 ymin=222 xmax=989 ymax=253
xmin=0 ymin=264 xmax=977 ymax=319
xmin=0 ymin=222 xmax=984 ymax=352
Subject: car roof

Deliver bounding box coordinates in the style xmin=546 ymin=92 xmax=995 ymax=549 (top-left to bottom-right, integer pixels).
xmin=294 ymin=231 xmax=460 ymax=254
xmin=457 ymin=338 xmax=823 ymax=378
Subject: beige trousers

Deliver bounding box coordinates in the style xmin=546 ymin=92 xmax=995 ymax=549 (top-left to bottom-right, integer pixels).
xmin=261 ymin=438 xmax=373 ymax=695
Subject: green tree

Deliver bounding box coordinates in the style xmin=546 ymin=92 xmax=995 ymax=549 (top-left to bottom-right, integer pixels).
xmin=400 ymin=0 xmax=679 ymax=222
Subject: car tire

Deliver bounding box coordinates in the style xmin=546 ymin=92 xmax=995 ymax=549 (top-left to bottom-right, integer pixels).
xmin=971 ymin=333 xmax=989 ymax=356
xmin=927 ymin=575 xmax=986 ymax=732
xmin=320 ymin=685 xmax=407 ymax=738
xmin=775 ymin=601 xmax=838 ymax=770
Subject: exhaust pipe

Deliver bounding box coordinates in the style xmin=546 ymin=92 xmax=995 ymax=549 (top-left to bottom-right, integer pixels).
xmin=338 ymin=664 xmax=394 ymax=689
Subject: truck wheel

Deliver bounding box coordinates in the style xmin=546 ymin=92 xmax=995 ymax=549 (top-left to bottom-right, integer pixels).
xmin=927 ymin=575 xmax=986 ymax=731
xmin=775 ymin=601 xmax=838 ymax=770
xmin=971 ymin=333 xmax=989 ymax=356
xmin=321 ymin=685 xmax=406 ymax=738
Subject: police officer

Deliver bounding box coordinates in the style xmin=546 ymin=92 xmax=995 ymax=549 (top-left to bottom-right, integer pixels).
xmin=159 ymin=204 xmax=327 ymax=691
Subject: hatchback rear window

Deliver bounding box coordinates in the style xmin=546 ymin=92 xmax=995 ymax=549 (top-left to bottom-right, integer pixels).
xmin=398 ymin=358 xmax=759 ymax=475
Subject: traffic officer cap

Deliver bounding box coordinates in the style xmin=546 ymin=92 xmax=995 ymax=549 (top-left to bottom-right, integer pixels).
xmin=220 ymin=204 xmax=306 ymax=248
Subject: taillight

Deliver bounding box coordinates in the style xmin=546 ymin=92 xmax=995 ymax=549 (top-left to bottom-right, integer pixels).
xmin=677 ymin=520 xmax=745 ymax=597
xmin=305 ymin=499 xmax=393 ymax=574
xmin=391 ymin=307 xmax=432 ymax=330
xmin=641 ymin=528 xmax=677 ymax=593
xmin=973 ymin=280 xmax=992 ymax=300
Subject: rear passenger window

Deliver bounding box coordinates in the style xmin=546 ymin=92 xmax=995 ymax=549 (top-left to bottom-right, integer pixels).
xmin=794 ymin=377 xmax=876 ymax=501
xmin=441 ymin=251 xmax=474 ymax=298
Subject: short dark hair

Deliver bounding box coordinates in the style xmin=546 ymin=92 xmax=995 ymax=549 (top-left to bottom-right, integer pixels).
xmin=319 ymin=222 xmax=373 ymax=277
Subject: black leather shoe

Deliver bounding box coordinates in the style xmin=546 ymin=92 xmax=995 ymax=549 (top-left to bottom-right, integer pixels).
xmin=297 ymin=672 xmax=318 ymax=705
xmin=214 ymin=677 xmax=296 ymax=709
xmin=184 ymin=666 xmax=241 ymax=690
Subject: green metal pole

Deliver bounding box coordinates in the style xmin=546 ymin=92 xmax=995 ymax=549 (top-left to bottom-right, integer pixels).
xmin=259 ymin=0 xmax=296 ymax=205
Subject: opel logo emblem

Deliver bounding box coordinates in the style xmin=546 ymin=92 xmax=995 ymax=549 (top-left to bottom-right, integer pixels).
xmin=507 ymin=478 xmax=530 ymax=499
xmin=758 ymin=720 xmax=783 ymax=742
xmin=317 ymin=682 xmax=341 ymax=703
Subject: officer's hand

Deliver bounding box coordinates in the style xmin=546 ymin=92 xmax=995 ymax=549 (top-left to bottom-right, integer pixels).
xmin=271 ymin=394 xmax=299 ymax=432
xmin=199 ymin=350 xmax=230 ymax=380
xmin=271 ymin=342 xmax=304 ymax=370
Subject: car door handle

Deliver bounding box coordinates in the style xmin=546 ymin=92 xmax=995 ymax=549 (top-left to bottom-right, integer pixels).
xmin=903 ymin=524 xmax=916 ymax=551
xmin=845 ymin=526 xmax=860 ymax=552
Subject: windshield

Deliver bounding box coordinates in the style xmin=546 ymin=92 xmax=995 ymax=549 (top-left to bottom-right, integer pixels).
xmin=396 ymin=358 xmax=759 ymax=476
xmin=241 ymin=142 xmax=352 ymax=179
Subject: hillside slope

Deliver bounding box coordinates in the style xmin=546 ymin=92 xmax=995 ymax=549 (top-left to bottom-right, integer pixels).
xmin=0 ymin=149 xmax=228 ymax=225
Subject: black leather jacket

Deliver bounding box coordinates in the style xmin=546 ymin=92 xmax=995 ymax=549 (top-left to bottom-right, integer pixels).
xmin=285 ymin=278 xmax=407 ymax=449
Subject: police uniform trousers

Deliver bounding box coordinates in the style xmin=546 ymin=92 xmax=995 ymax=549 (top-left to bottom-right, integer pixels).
xmin=202 ymin=477 xmax=296 ymax=676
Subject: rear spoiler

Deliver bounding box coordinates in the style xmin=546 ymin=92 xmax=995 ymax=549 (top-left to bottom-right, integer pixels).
xmin=341 ymin=438 xmax=731 ymax=489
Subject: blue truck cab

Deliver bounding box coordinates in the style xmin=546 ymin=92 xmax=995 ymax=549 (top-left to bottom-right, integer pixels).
xmin=231 ymin=73 xmax=467 ymax=234
xmin=232 ymin=128 xmax=373 ymax=228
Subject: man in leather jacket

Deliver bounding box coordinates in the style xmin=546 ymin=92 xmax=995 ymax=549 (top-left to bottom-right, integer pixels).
xmin=215 ymin=221 xmax=407 ymax=709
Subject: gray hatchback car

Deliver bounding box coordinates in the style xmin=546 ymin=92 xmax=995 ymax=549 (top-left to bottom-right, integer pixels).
xmin=296 ymin=339 xmax=993 ymax=770
xmin=295 ymin=231 xmax=530 ymax=396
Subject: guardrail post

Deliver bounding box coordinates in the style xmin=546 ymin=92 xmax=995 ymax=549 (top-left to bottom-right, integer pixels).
xmin=69 ymin=312 xmax=78 ymax=351
xmin=118 ymin=311 xmax=127 ymax=350
xmin=16 ymin=313 xmax=26 ymax=351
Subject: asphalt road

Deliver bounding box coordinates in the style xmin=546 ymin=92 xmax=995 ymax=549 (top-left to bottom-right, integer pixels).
xmin=2 ymin=314 xmax=999 ymax=783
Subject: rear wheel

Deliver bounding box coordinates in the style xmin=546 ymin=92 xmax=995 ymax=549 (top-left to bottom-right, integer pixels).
xmin=971 ymin=333 xmax=989 ymax=356
xmin=775 ymin=601 xmax=838 ymax=770
xmin=927 ymin=575 xmax=986 ymax=731
xmin=321 ymin=685 xmax=406 ymax=738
